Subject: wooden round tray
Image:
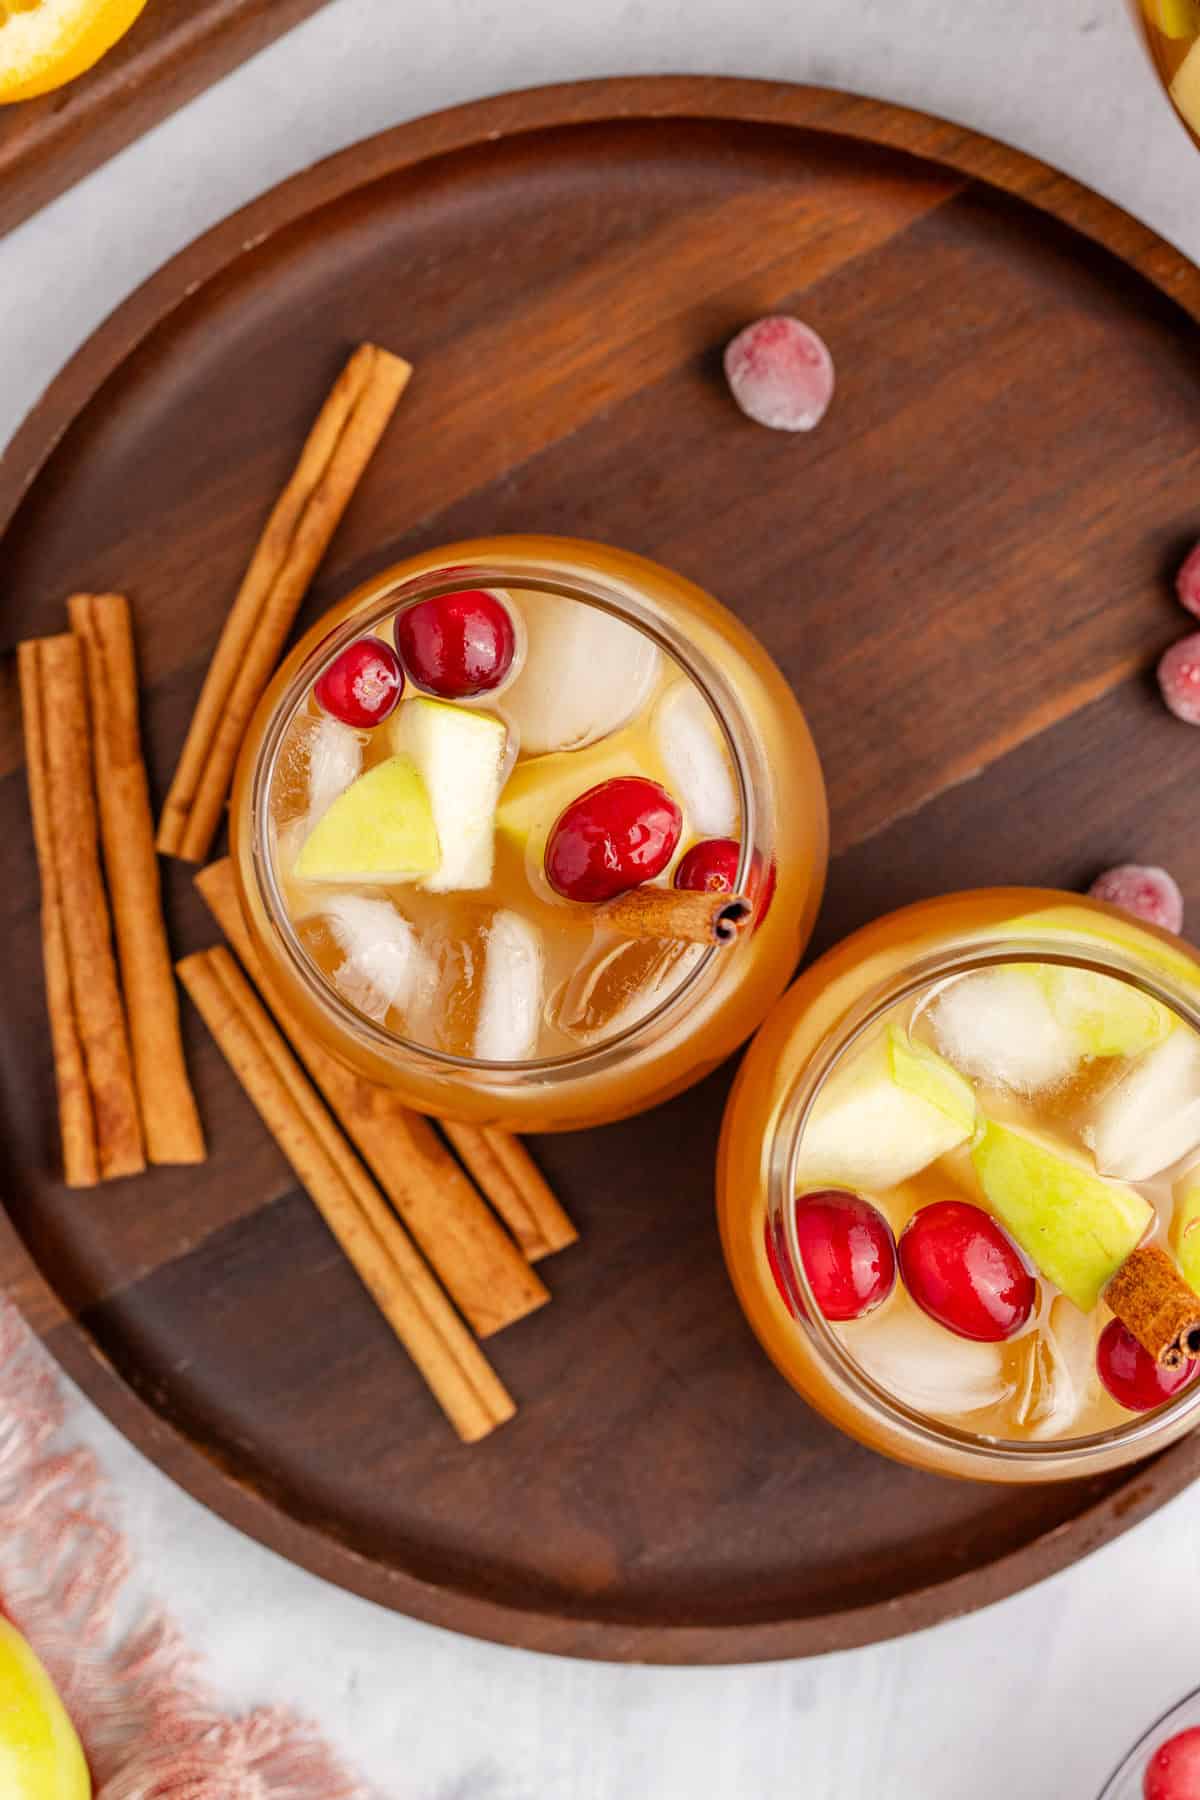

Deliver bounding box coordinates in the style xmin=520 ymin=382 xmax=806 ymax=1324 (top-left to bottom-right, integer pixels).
xmin=4 ymin=77 xmax=1200 ymax=1664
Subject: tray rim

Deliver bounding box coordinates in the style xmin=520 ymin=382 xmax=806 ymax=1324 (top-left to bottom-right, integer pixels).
xmin=4 ymin=74 xmax=1200 ymax=1663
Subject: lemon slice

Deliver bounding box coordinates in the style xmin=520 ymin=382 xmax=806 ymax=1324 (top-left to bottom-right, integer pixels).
xmin=0 ymin=1616 xmax=91 ymax=1798
xmin=0 ymin=0 xmax=148 ymax=104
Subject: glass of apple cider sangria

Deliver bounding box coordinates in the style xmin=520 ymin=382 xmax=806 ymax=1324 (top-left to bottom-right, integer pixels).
xmin=1130 ymin=2 xmax=1200 ymax=143
xmin=230 ymin=536 xmax=827 ymax=1131
xmin=718 ymin=889 xmax=1200 ymax=1482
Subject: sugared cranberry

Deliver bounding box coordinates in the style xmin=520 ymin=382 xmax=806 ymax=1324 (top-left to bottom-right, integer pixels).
xmin=1089 ymin=864 xmax=1184 ymax=935
xmin=1145 ymin=1726 xmax=1200 ymax=1800
xmin=766 ymin=1192 xmax=897 ymax=1322
xmin=1159 ymin=632 xmax=1200 ymax=725
xmin=1097 ymin=1319 xmax=1197 ymax=1413
xmin=1177 ymin=541 xmax=1200 ymax=619
xmin=675 ymin=837 xmax=740 ymax=894
xmin=545 ymin=777 xmax=682 ymax=903
xmin=724 ymin=316 xmax=835 ymax=433
xmin=395 ymin=590 xmax=516 ymax=698
xmin=314 ymin=637 xmax=404 ymax=728
xmin=898 ymin=1201 xmax=1035 ymax=1342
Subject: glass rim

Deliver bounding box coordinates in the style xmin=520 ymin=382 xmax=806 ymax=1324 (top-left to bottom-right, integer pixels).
xmin=773 ymin=931 xmax=1200 ymax=1468
xmin=1095 ymin=1680 xmax=1200 ymax=1798
xmin=247 ymin=549 xmax=763 ymax=1077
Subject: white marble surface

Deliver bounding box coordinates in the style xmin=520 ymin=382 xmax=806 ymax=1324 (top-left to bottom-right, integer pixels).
xmin=5 ymin=1 xmax=1200 ymax=1794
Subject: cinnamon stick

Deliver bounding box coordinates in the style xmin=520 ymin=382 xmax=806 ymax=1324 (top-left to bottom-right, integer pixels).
xmin=19 ymin=637 xmax=144 ymax=1183
xmin=194 ymin=858 xmax=549 ymax=1336
xmin=596 ymin=886 xmax=752 ymax=946
xmin=1106 ymin=1244 xmax=1200 ymax=1370
xmin=177 ymin=948 xmax=514 ymax=1442
xmin=157 ymin=344 xmax=412 ymax=864
xmin=69 ymin=594 xmax=205 ymax=1165
xmin=440 ymin=1123 xmax=578 ymax=1262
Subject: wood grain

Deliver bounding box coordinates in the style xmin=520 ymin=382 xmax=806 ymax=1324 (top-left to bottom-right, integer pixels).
xmin=0 ymin=0 xmax=333 ymax=239
xmin=3 ymin=78 xmax=1200 ymax=1662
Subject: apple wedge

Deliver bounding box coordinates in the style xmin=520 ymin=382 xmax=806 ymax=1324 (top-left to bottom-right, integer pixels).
xmin=972 ymin=1119 xmax=1151 ymax=1313
xmin=293 ymin=755 xmax=438 ymax=883
xmin=794 ymin=1025 xmax=976 ymax=1192
xmin=390 ymin=696 xmax=507 ymax=891
xmin=1172 ymin=1165 xmax=1200 ymax=1294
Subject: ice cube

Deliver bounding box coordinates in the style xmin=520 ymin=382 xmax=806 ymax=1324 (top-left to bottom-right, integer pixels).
xmin=652 ymin=681 xmax=738 ymax=838
xmin=501 ymin=590 xmax=660 ymax=755
xmin=474 ymin=910 xmax=544 ymax=1061
xmin=551 ymin=936 xmax=704 ymax=1044
xmin=317 ymin=893 xmax=425 ymax=1024
xmin=1011 ymin=1297 xmax=1095 ymax=1439
xmin=306 ymin=716 xmax=362 ymax=826
xmin=928 ymin=968 xmax=1078 ymax=1093
xmin=1085 ymin=1026 xmax=1200 ymax=1180
xmin=847 ymin=1305 xmax=1009 ymax=1417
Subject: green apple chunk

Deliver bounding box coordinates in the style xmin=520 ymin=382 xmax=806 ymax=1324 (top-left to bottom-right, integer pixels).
xmin=293 ymin=755 xmax=438 ymax=883
xmin=1034 ymin=965 xmax=1175 ymax=1060
xmin=794 ymin=1025 xmax=976 ymax=1192
xmin=1172 ymin=1167 xmax=1200 ymax=1294
xmin=972 ymin=1119 xmax=1151 ymax=1312
xmin=390 ymin=696 xmax=507 ymax=891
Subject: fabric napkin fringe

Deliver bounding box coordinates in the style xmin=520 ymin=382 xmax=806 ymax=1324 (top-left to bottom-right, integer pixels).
xmin=0 ymin=1300 xmax=372 ymax=1799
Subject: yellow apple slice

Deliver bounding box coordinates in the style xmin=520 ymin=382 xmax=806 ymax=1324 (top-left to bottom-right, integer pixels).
xmin=293 ymin=755 xmax=438 ymax=883
xmin=0 ymin=1615 xmax=91 ymax=1798
xmin=972 ymin=1119 xmax=1151 ymax=1312
xmin=390 ymin=696 xmax=506 ymax=892
xmin=1172 ymin=1165 xmax=1200 ymax=1293
xmin=795 ymin=1025 xmax=976 ymax=1192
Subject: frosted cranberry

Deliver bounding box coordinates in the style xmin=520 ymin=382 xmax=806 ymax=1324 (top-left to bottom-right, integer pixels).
xmin=1145 ymin=1726 xmax=1200 ymax=1800
xmin=1177 ymin=541 xmax=1200 ymax=619
xmin=395 ymin=590 xmax=516 ymax=698
xmin=766 ymin=1192 xmax=896 ymax=1322
xmin=1097 ymin=1319 xmax=1197 ymax=1413
xmin=675 ymin=837 xmax=740 ymax=894
xmin=314 ymin=638 xmax=404 ymax=728
xmin=724 ymin=316 xmax=835 ymax=432
xmin=545 ymin=777 xmax=682 ymax=903
xmin=898 ymin=1201 xmax=1035 ymax=1342
xmin=1159 ymin=632 xmax=1200 ymax=725
xmin=1089 ymin=864 xmax=1184 ymax=935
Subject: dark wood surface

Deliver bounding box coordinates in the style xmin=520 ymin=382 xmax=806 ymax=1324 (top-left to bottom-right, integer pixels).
xmin=3 ymin=77 xmax=1200 ymax=1664
xmin=0 ymin=0 xmax=332 ymax=238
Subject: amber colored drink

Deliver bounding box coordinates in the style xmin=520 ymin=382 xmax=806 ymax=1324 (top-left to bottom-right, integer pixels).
xmin=1129 ymin=0 xmax=1200 ymax=144
xmin=231 ymin=537 xmax=827 ymax=1131
xmin=718 ymin=890 xmax=1200 ymax=1482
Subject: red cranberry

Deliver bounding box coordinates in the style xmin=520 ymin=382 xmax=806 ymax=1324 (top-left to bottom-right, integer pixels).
xmin=1089 ymin=864 xmax=1184 ymax=935
xmin=898 ymin=1201 xmax=1035 ymax=1342
xmin=1159 ymin=632 xmax=1200 ymax=725
xmin=1097 ymin=1319 xmax=1197 ymax=1413
xmin=1146 ymin=1726 xmax=1200 ymax=1800
xmin=766 ymin=1191 xmax=897 ymax=1322
xmin=1177 ymin=540 xmax=1200 ymax=618
xmin=675 ymin=837 xmax=740 ymax=894
xmin=724 ymin=316 xmax=835 ymax=432
xmin=395 ymin=590 xmax=516 ymax=698
xmin=314 ymin=637 xmax=404 ymax=728
xmin=545 ymin=777 xmax=682 ymax=903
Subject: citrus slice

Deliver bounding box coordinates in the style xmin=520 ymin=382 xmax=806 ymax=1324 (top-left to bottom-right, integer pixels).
xmin=0 ymin=1615 xmax=91 ymax=1798
xmin=0 ymin=0 xmax=148 ymax=105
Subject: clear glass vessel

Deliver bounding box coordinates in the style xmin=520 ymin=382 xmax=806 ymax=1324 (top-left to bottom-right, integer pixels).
xmin=718 ymin=889 xmax=1200 ymax=1483
xmin=1097 ymin=1683 xmax=1200 ymax=1798
xmin=231 ymin=536 xmax=828 ymax=1131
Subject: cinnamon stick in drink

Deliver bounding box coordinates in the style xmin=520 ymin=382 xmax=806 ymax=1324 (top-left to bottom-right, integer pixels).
xmin=18 ymin=636 xmax=144 ymax=1183
xmin=177 ymin=948 xmax=514 ymax=1442
xmin=194 ymin=858 xmax=549 ymax=1336
xmin=595 ymin=886 xmax=752 ymax=946
xmin=69 ymin=594 xmax=204 ymax=1164
xmin=157 ymin=344 xmax=412 ymax=864
xmin=1106 ymin=1244 xmax=1200 ymax=1369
